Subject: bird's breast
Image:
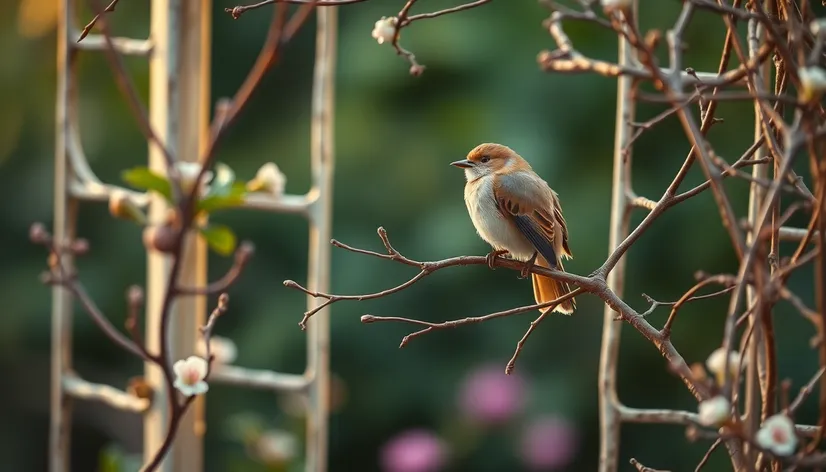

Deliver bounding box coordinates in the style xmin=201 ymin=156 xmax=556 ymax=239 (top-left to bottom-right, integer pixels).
xmin=464 ymin=178 xmax=535 ymax=261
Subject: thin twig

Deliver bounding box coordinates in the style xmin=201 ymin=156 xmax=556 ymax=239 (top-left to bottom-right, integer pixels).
xmin=695 ymin=438 xmax=722 ymax=472
xmin=286 ymin=227 xmax=704 ymax=398
xmin=789 ymin=367 xmax=826 ymax=414
xmin=32 ymin=225 xmax=151 ymax=361
xmin=225 ymin=0 xmax=365 ymax=19
xmin=177 ymin=242 xmax=255 ymax=295
xmin=88 ymin=0 xmax=181 ymax=201
xmin=77 ymin=0 xmax=119 ymax=42
xmin=630 ymin=458 xmax=671 ymax=472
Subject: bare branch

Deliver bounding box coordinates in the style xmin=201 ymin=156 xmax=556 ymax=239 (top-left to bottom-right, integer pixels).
xmin=77 ymin=0 xmax=119 ymax=42
xmin=177 ymin=242 xmax=255 ymax=295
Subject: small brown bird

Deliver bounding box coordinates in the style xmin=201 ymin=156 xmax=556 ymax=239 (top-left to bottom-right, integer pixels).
xmin=451 ymin=143 xmax=575 ymax=314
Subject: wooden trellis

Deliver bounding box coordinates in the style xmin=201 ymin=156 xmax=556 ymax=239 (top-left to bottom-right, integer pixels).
xmin=50 ymin=1 xmax=336 ymax=471
xmin=596 ymin=1 xmax=777 ymax=470
xmin=49 ymin=0 xmax=823 ymax=470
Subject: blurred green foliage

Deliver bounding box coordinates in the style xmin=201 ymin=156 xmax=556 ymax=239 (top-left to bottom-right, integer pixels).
xmin=3 ymin=0 xmax=825 ymax=471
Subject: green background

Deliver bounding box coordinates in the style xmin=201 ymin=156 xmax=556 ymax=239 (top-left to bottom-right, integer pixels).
xmin=2 ymin=0 xmax=823 ymax=470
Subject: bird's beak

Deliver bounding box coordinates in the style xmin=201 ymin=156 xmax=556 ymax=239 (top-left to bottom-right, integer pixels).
xmin=450 ymin=159 xmax=474 ymax=169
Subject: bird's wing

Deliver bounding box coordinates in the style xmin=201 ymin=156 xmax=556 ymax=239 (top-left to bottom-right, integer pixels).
xmin=551 ymin=191 xmax=572 ymax=259
xmin=492 ymin=172 xmax=566 ymax=267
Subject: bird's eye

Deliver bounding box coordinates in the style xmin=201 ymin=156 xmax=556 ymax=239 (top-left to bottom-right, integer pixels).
xmin=480 ymin=155 xmax=490 ymax=163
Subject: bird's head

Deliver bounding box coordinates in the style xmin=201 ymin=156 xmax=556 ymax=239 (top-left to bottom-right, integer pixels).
xmin=450 ymin=143 xmax=530 ymax=181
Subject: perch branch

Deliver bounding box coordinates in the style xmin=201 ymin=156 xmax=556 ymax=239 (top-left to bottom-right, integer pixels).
xmin=286 ymin=227 xmax=703 ymax=396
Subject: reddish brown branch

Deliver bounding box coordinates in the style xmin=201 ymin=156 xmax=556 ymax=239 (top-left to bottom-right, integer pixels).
xmin=31 ymin=224 xmax=151 ymax=361
xmin=694 ymin=438 xmax=722 ymax=472
xmin=403 ymin=0 xmax=491 ymax=24
xmin=505 ymin=289 xmax=581 ymax=374
xmin=642 ymin=274 xmax=737 ymax=339
xmin=88 ymin=0 xmax=181 ymax=200
xmin=200 ymin=293 xmax=230 ymax=372
xmin=225 ymin=0 xmax=365 ymax=19
xmin=788 ymin=367 xmax=826 ymax=414
xmin=362 ymin=287 xmax=582 ymax=355
xmin=177 ymin=242 xmax=255 ymax=295
xmin=630 ymin=458 xmax=671 ymax=472
xmin=125 ymin=285 xmax=154 ymax=361
xmin=287 ymin=227 xmax=488 ymax=329
xmin=142 ymin=294 xmax=231 ymax=471
xmin=77 ymin=0 xmax=119 ymax=42
xmin=285 ymin=227 xmax=704 ymax=398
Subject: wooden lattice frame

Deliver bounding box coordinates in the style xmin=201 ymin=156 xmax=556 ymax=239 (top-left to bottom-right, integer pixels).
xmin=50 ymin=2 xmax=336 ymax=471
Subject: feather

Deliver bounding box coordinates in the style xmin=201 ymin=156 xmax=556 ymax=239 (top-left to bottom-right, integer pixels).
xmin=512 ymin=214 xmax=558 ymax=268
xmin=492 ymin=172 xmax=566 ymax=265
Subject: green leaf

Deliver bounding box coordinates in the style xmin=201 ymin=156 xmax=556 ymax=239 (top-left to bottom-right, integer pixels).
xmin=199 ymin=224 xmax=237 ymax=256
xmin=98 ymin=444 xmax=142 ymax=472
xmin=197 ymin=181 xmax=247 ymax=214
xmin=121 ymin=166 xmax=172 ymax=201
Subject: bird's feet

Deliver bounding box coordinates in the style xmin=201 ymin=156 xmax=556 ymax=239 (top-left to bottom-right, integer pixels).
xmin=518 ymin=252 xmax=538 ymax=279
xmin=486 ymin=249 xmax=509 ymax=269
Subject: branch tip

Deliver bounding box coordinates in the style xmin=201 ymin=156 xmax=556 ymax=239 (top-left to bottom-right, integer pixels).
xmin=127 ymin=285 xmax=145 ymax=305
xmin=29 ymin=222 xmax=49 ymax=244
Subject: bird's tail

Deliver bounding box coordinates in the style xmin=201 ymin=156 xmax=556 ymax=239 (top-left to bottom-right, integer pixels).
xmin=531 ymin=256 xmax=575 ymax=314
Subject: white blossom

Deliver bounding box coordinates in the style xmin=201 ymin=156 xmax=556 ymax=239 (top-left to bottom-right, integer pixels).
xmin=371 ymin=17 xmax=398 ymax=45
xmin=756 ymin=414 xmax=798 ymax=457
xmin=197 ymin=336 xmax=237 ymax=365
xmin=811 ymin=19 xmax=826 ymax=36
xmin=173 ymin=356 xmax=209 ymax=397
xmin=255 ymin=429 xmax=298 ymax=465
xmin=698 ymin=396 xmax=730 ymax=427
xmin=175 ymin=161 xmax=213 ymax=196
xmin=246 ymin=162 xmax=286 ymax=197
xmin=108 ymin=189 xmax=146 ymax=224
xmin=706 ymin=348 xmax=744 ymax=380
xmin=798 ymin=66 xmax=826 ymax=103
xmin=601 ymin=0 xmax=633 ymax=13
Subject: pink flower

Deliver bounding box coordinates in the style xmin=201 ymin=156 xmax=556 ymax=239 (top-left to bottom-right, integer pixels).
xmin=520 ymin=416 xmax=579 ymax=470
xmin=458 ymin=364 xmax=526 ymax=424
xmin=756 ymin=414 xmax=798 ymax=456
xmin=173 ymin=356 xmax=209 ymax=397
xmin=379 ymin=429 xmax=447 ymax=472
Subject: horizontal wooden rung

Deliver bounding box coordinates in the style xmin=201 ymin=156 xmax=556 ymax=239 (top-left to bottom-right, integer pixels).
xmin=778 ymin=226 xmax=818 ymax=241
xmin=73 ymin=36 xmax=153 ymax=56
xmin=210 ymin=365 xmax=309 ymax=393
xmin=242 ymin=192 xmax=315 ymax=217
xmin=69 ymin=177 xmax=312 ymax=218
xmin=63 ymin=373 xmax=150 ymax=413
xmin=69 ymin=179 xmax=149 ymax=206
xmin=616 ymin=404 xmax=818 ymax=435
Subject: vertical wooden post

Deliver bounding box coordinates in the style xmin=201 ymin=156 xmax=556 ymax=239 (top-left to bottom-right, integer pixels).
xmin=145 ymin=1 xmax=210 ymax=470
xmin=598 ymin=1 xmax=637 ymax=470
xmin=50 ymin=1 xmax=78 ymax=470
xmin=305 ymin=6 xmax=337 ymax=471
xmin=743 ymin=5 xmax=770 ymax=461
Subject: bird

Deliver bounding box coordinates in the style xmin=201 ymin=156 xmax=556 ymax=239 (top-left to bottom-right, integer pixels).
xmin=451 ymin=143 xmax=576 ymax=314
